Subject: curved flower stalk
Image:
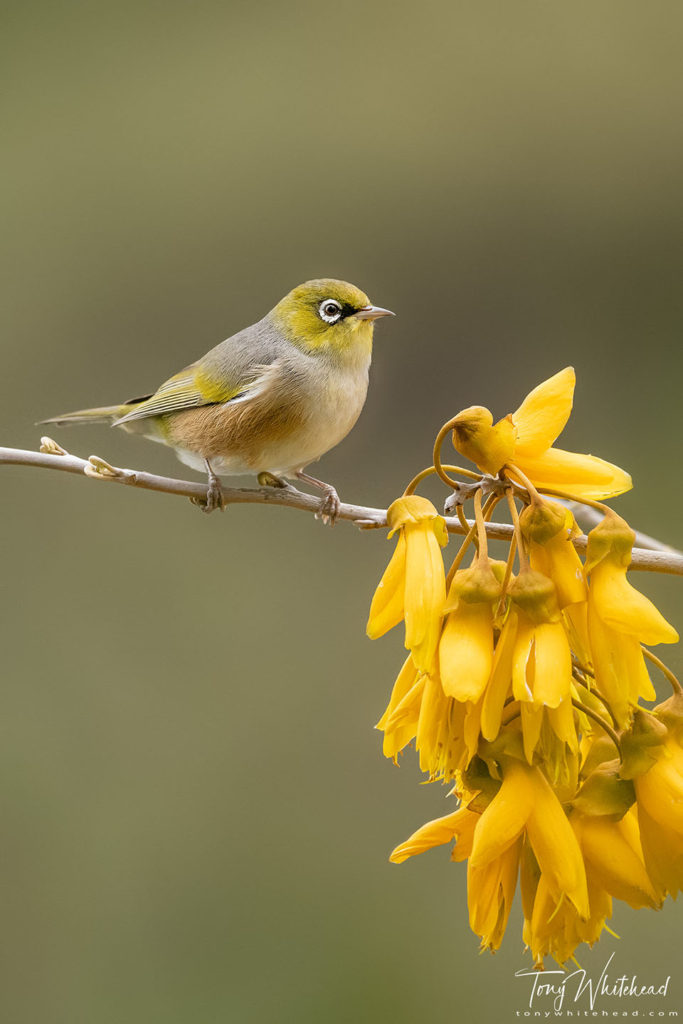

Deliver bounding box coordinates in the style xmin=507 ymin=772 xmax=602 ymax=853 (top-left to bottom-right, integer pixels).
xmin=367 ymin=366 xmax=681 ymax=966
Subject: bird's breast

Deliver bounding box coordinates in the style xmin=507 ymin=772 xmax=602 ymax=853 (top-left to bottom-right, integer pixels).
xmin=165 ymin=353 xmax=371 ymax=477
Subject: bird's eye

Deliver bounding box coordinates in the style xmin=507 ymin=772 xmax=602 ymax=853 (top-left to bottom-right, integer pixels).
xmin=318 ymin=299 xmax=343 ymax=324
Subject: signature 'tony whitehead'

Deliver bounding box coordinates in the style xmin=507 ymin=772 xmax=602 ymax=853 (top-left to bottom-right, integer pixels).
xmin=515 ymin=952 xmax=671 ymax=1012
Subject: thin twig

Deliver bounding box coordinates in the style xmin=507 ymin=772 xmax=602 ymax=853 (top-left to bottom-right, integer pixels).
xmin=2 ymin=443 xmax=682 ymax=576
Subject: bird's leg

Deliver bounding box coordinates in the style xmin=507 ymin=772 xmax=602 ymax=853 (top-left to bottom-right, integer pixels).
xmin=296 ymin=470 xmax=341 ymax=526
xmin=191 ymin=458 xmax=224 ymax=513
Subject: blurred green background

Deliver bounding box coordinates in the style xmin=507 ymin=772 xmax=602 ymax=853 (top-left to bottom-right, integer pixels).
xmin=2 ymin=1 xmax=682 ymax=1021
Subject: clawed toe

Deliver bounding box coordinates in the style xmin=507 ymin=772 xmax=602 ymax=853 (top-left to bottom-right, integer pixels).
xmin=191 ymin=478 xmax=224 ymax=513
xmin=316 ymin=487 xmax=341 ymax=527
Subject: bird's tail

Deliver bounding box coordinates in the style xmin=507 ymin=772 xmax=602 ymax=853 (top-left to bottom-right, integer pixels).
xmin=38 ymin=403 xmax=136 ymax=427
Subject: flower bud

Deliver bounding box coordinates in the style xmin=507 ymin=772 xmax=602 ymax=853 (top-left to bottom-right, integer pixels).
xmin=572 ymin=763 xmax=635 ymax=819
xmin=585 ymin=511 xmax=635 ymax=572
xmin=520 ymin=500 xmax=568 ymax=545
xmin=445 ymin=561 xmax=502 ymax=611
xmin=620 ymin=708 xmax=669 ymax=779
xmin=387 ymin=495 xmax=448 ymax=542
xmin=654 ymin=692 xmax=683 ymax=740
xmin=450 ymin=407 xmax=516 ymax=476
xmin=509 ymin=569 xmax=561 ymax=624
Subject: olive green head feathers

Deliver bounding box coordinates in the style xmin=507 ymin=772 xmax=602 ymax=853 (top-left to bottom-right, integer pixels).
xmin=270 ymin=279 xmax=394 ymax=354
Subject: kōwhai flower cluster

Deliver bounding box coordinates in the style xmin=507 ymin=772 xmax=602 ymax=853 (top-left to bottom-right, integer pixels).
xmin=367 ymin=368 xmax=681 ymax=966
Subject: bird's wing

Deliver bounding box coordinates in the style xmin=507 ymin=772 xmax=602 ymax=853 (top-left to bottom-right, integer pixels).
xmin=113 ymin=361 xmax=278 ymax=426
xmin=113 ymin=318 xmax=289 ymax=426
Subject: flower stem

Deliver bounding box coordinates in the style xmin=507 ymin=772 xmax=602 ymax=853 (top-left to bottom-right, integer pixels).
xmin=502 ymin=463 xmax=544 ymax=505
xmin=641 ymin=646 xmax=683 ymax=695
xmin=456 ymin=503 xmax=472 ymax=541
xmin=571 ymin=670 xmax=618 ymax=727
xmin=495 ymin=534 xmax=517 ymax=617
xmin=403 ymin=464 xmax=481 ymax=496
xmin=446 ymin=493 xmax=498 ymax=587
xmin=432 ymin=419 xmax=482 ymax=489
xmin=505 ymin=489 xmax=529 ymax=573
xmin=570 ymin=698 xmax=622 ymax=752
xmin=571 ymin=655 xmax=595 ymax=678
xmin=535 ymin=486 xmax=611 ymax=516
xmin=473 ymin=489 xmax=488 ymax=561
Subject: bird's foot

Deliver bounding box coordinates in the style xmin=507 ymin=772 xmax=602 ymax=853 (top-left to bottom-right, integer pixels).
xmin=190 ymin=461 xmax=225 ymax=513
xmin=295 ymin=470 xmax=341 ymax=526
xmin=257 ymin=471 xmax=292 ymax=489
xmin=315 ymin=485 xmax=341 ymax=527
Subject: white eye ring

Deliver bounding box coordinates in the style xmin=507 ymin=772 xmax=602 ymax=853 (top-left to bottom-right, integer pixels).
xmin=318 ymin=299 xmax=343 ymax=324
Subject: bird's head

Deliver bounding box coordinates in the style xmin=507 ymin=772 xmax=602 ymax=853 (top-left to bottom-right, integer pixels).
xmin=270 ymin=279 xmax=394 ymax=357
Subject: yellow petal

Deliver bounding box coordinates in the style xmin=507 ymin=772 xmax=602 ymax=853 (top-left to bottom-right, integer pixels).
xmin=637 ymin=804 xmax=683 ymax=899
xmin=513 ymin=447 xmax=632 ymax=500
xmin=481 ymin=612 xmax=517 ymax=740
xmin=635 ymin=740 xmax=683 ymax=837
xmin=528 ymin=874 xmax=584 ymax=965
xmin=468 ymin=839 xmax=520 ymax=951
xmin=530 ymin=533 xmax=587 ymax=609
xmin=590 ymin=561 xmax=679 ymax=645
xmin=366 ymin=532 xmax=407 ymax=639
xmin=512 ymin=618 xmax=535 ymax=702
xmin=520 ymin=836 xmax=541 ymax=923
xmin=404 ymin=524 xmax=446 ymax=670
xmin=469 ymin=759 xmax=535 ymax=867
xmin=512 ymin=366 xmax=576 ymax=456
xmin=389 ymin=807 xmax=478 ymax=863
xmin=532 ymin=622 xmax=573 ymax=707
xmin=416 ymin=671 xmax=449 ymax=775
xmin=521 ymin=703 xmax=543 ymax=763
xmin=376 ymin=655 xmax=419 ymax=730
xmin=563 ymin=602 xmax=591 ymax=664
xmin=576 ymin=813 xmax=658 ymax=909
xmin=382 ymin=675 xmax=425 ymax=758
xmin=587 ymin=598 xmax=635 ymax=728
xmin=577 ymin=874 xmax=613 ymax=948
xmin=547 ymin=698 xmax=578 ymax=752
xmin=525 ymin=768 xmax=589 ymax=917
xmin=386 ymin=495 xmax=445 ymax=535
xmin=464 ymin=698 xmax=483 ymax=765
xmin=439 ymin=602 xmax=494 ymax=701
xmin=451 ymin=407 xmax=515 ymax=475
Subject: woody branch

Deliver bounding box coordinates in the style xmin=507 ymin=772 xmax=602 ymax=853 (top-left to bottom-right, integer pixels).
xmin=2 ymin=441 xmax=682 ymax=577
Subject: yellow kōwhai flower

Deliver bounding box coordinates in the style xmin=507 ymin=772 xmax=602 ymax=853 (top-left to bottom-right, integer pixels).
xmin=370 ymin=367 xmax=681 ymax=966
xmin=509 ymin=570 xmax=573 ymax=710
xmin=468 ymin=838 xmax=520 ymax=952
xmin=636 ymin=800 xmax=683 ymax=900
xmin=450 ymin=367 xmax=632 ymax=500
xmin=469 ymin=758 xmax=589 ymax=919
xmin=586 ymin=513 xmax=678 ymax=727
xmin=571 ymin=807 xmax=658 ymax=909
xmin=521 ymin=500 xmax=587 ymax=609
xmin=389 ymin=805 xmax=480 ymax=864
xmin=635 ymin=732 xmax=683 ymax=840
xmin=375 ymin=655 xmax=425 ymax=759
xmin=524 ymin=806 xmax=657 ymax=965
xmin=439 ymin=561 xmax=501 ymax=702
xmin=367 ymin=496 xmax=447 ymax=671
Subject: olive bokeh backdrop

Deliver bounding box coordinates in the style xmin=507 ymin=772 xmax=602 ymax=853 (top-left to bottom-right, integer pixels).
xmin=2 ymin=2 xmax=682 ymax=1021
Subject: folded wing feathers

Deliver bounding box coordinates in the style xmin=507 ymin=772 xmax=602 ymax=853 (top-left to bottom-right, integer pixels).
xmin=113 ymin=363 xmax=280 ymax=425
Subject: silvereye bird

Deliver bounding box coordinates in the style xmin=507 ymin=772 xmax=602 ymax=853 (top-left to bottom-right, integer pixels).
xmin=42 ymin=279 xmax=394 ymax=519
